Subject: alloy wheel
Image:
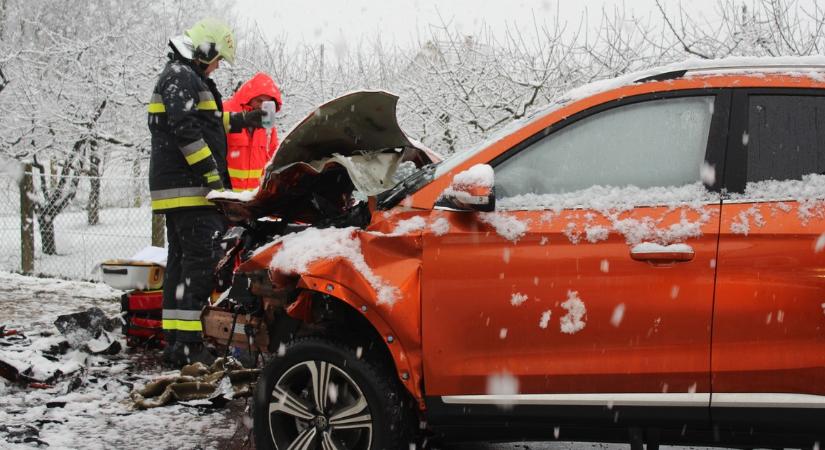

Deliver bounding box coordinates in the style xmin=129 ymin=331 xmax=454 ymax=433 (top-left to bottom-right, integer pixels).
xmin=268 ymin=360 xmax=373 ymax=450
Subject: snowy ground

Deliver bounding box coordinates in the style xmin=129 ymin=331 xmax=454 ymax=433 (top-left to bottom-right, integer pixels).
xmin=0 ymin=271 xmax=722 ymax=450
xmin=0 ymin=206 xmax=153 ymax=281
xmin=0 ymin=271 xmax=249 ymax=450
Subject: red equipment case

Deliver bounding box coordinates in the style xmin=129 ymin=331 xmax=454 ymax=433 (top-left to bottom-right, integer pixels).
xmin=121 ymin=289 xmax=165 ymax=347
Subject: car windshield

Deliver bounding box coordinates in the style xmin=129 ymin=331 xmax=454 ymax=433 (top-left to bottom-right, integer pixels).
xmin=433 ymin=99 xmax=568 ymax=179
xmin=376 ymin=162 xmax=439 ymax=209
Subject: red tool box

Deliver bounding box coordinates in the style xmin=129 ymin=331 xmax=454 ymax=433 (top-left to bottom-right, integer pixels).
xmin=121 ymin=289 xmax=165 ymax=347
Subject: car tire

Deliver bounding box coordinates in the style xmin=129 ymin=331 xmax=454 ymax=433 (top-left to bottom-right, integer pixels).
xmin=253 ymin=336 xmax=416 ymax=450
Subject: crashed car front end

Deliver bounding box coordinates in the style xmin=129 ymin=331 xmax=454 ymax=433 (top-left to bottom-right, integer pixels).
xmin=203 ymin=91 xmax=439 ymax=403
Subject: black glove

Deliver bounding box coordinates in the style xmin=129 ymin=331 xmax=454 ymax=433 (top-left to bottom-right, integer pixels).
xmin=229 ymin=109 xmax=265 ymax=131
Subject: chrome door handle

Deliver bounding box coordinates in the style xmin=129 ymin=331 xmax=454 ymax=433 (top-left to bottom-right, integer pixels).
xmin=630 ymin=243 xmax=695 ymax=262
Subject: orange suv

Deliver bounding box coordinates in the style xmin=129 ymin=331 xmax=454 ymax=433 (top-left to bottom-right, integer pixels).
xmin=207 ymin=61 xmax=825 ymax=449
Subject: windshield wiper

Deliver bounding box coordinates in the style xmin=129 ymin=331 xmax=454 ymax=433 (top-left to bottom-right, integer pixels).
xmin=376 ymin=163 xmax=437 ymax=210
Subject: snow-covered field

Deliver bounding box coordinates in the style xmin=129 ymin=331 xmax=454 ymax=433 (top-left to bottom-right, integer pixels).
xmin=0 ymin=271 xmax=246 ymax=450
xmin=0 ymin=207 xmax=153 ymax=281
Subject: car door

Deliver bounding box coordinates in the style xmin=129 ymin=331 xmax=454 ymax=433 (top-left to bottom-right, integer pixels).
xmin=422 ymin=91 xmax=729 ymax=414
xmin=712 ymin=90 xmax=825 ymax=424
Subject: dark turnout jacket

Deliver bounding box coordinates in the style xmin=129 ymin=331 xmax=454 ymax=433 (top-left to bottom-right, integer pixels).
xmin=147 ymin=54 xmax=230 ymax=213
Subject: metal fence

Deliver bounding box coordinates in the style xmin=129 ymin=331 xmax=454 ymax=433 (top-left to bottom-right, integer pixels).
xmin=0 ymin=172 xmax=155 ymax=281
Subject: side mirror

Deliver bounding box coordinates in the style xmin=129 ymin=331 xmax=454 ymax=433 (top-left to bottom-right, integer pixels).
xmin=435 ymin=164 xmax=496 ymax=212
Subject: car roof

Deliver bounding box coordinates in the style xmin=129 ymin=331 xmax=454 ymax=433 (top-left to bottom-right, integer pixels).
xmin=412 ymin=56 xmax=825 ymax=209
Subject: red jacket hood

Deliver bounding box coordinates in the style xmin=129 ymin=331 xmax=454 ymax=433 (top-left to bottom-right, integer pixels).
xmin=228 ymin=72 xmax=283 ymax=111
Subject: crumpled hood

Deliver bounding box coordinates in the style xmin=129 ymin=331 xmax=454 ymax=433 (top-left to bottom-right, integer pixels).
xmin=209 ymin=90 xmax=440 ymax=222
xmin=265 ymin=90 xmax=438 ymax=173
xmin=229 ymin=72 xmax=283 ymax=110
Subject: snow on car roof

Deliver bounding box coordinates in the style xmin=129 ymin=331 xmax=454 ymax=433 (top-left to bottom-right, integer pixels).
xmin=436 ymin=55 xmax=825 ymax=178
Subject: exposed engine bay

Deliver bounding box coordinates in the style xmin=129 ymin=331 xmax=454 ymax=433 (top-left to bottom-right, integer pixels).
xmin=202 ymin=91 xmax=438 ymax=361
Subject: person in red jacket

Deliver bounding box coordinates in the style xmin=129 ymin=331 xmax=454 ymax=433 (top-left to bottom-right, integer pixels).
xmin=223 ymin=72 xmax=283 ymax=191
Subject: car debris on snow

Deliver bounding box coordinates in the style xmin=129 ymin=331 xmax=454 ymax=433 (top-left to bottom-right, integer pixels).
xmin=130 ymin=357 xmax=259 ymax=409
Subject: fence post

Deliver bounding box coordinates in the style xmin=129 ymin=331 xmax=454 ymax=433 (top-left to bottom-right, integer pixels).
xmin=19 ymin=163 xmax=34 ymax=274
xmin=152 ymin=214 xmax=165 ymax=248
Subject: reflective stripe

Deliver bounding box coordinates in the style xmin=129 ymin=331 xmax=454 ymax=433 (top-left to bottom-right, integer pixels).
xmin=223 ymin=111 xmax=231 ymax=132
xmin=162 ymin=319 xmax=204 ymax=332
xmin=175 ymin=319 xmax=203 ymax=332
xmin=151 ymin=186 xmax=212 ymax=200
xmin=177 ymin=310 xmax=202 ymax=321
xmin=163 ymin=310 xmax=202 ymax=321
xmin=151 ymin=196 xmax=213 ymax=210
xmin=197 ymin=100 xmax=218 ymax=110
xmin=232 ymin=187 xmax=256 ymax=192
xmin=228 ymin=168 xmax=263 ymax=179
xmin=185 ymin=146 xmax=212 ymax=165
xmin=205 ymin=173 xmax=221 ymax=183
xmin=180 ymin=139 xmax=207 ymax=155
xmin=148 ymin=103 xmax=166 ymax=113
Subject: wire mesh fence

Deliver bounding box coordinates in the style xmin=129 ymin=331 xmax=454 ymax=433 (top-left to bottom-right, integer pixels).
xmin=0 ymin=171 xmax=155 ymax=281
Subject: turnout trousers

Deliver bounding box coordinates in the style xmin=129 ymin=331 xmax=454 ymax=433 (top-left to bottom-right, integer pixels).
xmin=161 ymin=209 xmax=226 ymax=344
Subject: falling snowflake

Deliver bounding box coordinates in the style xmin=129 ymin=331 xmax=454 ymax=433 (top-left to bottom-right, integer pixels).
xmin=486 ymin=371 xmax=519 ymax=408
xmin=539 ymin=310 xmax=552 ymax=329
xmin=815 ymin=233 xmax=825 ymax=253
xmin=610 ymin=303 xmax=625 ymax=327
xmin=700 ymin=161 xmax=715 ymax=185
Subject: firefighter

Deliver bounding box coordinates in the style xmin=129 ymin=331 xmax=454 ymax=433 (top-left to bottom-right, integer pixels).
xmin=224 ymin=72 xmax=283 ymax=191
xmin=147 ymin=18 xmax=264 ymax=367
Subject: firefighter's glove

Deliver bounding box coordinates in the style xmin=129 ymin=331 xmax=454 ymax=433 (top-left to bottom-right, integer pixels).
xmin=229 ymin=109 xmax=265 ymax=130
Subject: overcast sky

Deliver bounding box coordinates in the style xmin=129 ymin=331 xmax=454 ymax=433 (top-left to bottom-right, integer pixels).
xmin=233 ymin=0 xmax=723 ymax=52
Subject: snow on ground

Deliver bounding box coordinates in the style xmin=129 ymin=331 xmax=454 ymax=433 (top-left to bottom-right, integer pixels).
xmin=0 ymin=271 xmax=248 ymax=450
xmin=0 ymin=207 xmax=153 ymax=281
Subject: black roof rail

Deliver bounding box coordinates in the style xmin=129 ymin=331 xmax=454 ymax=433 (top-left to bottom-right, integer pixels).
xmin=635 ymin=63 xmax=825 ymax=84
xmin=635 ymin=70 xmax=688 ymax=83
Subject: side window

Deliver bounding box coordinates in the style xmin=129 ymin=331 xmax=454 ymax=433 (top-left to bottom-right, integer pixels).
xmin=495 ymin=96 xmax=715 ymax=199
xmin=746 ymin=95 xmax=825 ymax=182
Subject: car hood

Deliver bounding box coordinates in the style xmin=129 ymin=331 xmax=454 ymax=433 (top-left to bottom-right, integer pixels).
xmin=209 ymin=90 xmax=440 ymax=222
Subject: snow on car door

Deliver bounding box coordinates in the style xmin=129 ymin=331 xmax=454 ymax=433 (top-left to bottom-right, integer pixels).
xmin=422 ymin=93 xmax=728 ymax=413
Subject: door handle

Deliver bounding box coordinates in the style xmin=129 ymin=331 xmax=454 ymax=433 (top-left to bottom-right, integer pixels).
xmin=630 ymin=242 xmax=695 ymax=262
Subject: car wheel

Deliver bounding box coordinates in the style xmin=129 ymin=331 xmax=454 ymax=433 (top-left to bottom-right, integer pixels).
xmin=254 ymin=336 xmax=415 ymax=450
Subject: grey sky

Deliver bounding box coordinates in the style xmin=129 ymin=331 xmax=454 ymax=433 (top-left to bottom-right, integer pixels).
xmin=233 ymin=0 xmax=722 ymax=52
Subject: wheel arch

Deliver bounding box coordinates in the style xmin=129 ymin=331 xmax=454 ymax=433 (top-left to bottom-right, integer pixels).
xmin=297 ymin=275 xmax=425 ymax=407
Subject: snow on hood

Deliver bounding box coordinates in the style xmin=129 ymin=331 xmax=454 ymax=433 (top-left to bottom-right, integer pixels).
xmin=268 ymin=227 xmax=400 ymax=305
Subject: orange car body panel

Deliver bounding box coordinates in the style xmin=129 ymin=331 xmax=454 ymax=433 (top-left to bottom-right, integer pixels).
xmin=713 ymin=201 xmax=825 ymax=394
xmin=420 ymin=205 xmax=720 ymax=396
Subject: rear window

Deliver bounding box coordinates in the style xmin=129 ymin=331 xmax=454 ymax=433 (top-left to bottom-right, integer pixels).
xmin=746 ymin=95 xmax=825 ymax=182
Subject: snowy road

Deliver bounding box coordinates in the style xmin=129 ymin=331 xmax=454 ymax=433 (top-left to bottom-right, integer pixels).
xmin=0 ymin=271 xmax=720 ymax=450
